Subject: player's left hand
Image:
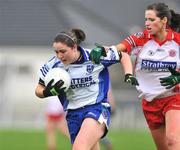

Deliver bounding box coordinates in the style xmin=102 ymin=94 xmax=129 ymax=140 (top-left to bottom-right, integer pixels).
xmin=89 ymin=43 xmax=107 ymax=64
xmin=160 ymin=67 xmax=180 ymax=89
xmin=124 ymin=73 xmax=139 ymax=86
xmin=43 ymin=79 xmax=66 ymax=97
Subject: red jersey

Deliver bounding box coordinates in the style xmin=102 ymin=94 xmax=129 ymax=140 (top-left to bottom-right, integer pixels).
xmin=121 ymin=29 xmax=180 ymax=101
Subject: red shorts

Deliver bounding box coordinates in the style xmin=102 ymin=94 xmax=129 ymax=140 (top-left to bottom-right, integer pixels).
xmin=47 ymin=113 xmax=65 ymax=123
xmin=142 ymin=93 xmax=180 ymax=130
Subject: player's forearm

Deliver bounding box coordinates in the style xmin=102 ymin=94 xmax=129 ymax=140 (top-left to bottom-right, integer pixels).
xmin=120 ymin=52 xmax=133 ymax=75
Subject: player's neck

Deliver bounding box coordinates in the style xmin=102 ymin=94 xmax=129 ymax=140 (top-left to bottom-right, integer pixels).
xmin=72 ymin=50 xmax=83 ymax=64
xmin=155 ymin=29 xmax=168 ymax=42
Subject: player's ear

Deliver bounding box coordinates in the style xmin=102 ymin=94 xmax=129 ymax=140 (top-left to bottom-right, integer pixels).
xmin=162 ymin=16 xmax=168 ymax=25
xmin=72 ymin=44 xmax=77 ymax=51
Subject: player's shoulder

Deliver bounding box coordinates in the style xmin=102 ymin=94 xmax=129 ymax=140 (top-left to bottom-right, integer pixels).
xmin=172 ymin=31 xmax=180 ymax=44
xmin=79 ymin=46 xmax=91 ymax=61
xmin=126 ymin=29 xmax=149 ymax=46
xmin=81 ymin=46 xmax=91 ymax=54
xmin=46 ymin=55 xmax=63 ymax=68
xmin=39 ymin=56 xmax=63 ymax=79
xmin=132 ymin=29 xmax=148 ymax=39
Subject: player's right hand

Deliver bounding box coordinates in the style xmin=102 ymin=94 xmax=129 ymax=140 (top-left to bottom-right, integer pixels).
xmin=89 ymin=43 xmax=107 ymax=64
xmin=124 ymin=73 xmax=139 ymax=86
xmin=43 ymin=79 xmax=65 ymax=97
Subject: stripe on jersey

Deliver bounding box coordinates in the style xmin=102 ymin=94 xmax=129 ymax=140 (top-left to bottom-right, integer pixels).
xmin=48 ymin=56 xmax=56 ymax=62
xmin=52 ymin=61 xmax=61 ymax=68
xmin=40 ymin=64 xmax=49 ymax=77
xmin=130 ymin=36 xmax=136 ymax=47
xmin=125 ymin=36 xmax=136 ymax=47
xmin=125 ymin=37 xmax=133 ymax=46
xmin=82 ymin=49 xmax=90 ymax=61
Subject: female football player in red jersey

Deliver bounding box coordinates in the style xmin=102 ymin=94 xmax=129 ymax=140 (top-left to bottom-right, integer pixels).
xmin=90 ymin=2 xmax=180 ymax=150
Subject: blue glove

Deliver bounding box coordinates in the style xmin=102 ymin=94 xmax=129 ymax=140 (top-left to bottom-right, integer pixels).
xmin=89 ymin=43 xmax=107 ymax=64
xmin=124 ymin=73 xmax=139 ymax=86
xmin=160 ymin=67 xmax=180 ymax=89
xmin=43 ymin=79 xmax=65 ymax=97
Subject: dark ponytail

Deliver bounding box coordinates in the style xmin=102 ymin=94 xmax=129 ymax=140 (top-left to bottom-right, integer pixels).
xmin=71 ymin=28 xmax=86 ymax=45
xmin=169 ymin=10 xmax=180 ymax=33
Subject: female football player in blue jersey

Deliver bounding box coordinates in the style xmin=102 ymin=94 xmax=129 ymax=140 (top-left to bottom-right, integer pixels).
xmin=90 ymin=2 xmax=180 ymax=150
xmin=35 ymin=28 xmax=138 ymax=150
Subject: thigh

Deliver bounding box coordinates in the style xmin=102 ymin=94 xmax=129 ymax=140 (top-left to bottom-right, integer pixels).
xmin=150 ymin=126 xmax=168 ymax=150
xmin=165 ymin=110 xmax=180 ymax=149
xmin=164 ymin=94 xmax=180 ymax=139
xmin=74 ymin=118 xmax=105 ymax=149
xmin=166 ymin=110 xmax=180 ymax=137
xmin=67 ymin=103 xmax=111 ymax=145
xmin=91 ymin=142 xmax=100 ymax=150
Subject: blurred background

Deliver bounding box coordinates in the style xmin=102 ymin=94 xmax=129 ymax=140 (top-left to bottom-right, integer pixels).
xmin=0 ymin=0 xmax=179 ymax=149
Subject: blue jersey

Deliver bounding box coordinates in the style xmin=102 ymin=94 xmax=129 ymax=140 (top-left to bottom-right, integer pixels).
xmin=38 ymin=46 xmax=120 ymax=110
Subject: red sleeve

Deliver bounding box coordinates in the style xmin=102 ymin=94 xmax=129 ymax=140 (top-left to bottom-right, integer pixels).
xmin=173 ymin=32 xmax=180 ymax=45
xmin=120 ymin=30 xmax=148 ymax=53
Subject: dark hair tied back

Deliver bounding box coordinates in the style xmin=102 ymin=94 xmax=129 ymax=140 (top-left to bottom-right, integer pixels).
xmin=71 ymin=28 xmax=86 ymax=45
xmin=170 ymin=9 xmax=180 ymax=32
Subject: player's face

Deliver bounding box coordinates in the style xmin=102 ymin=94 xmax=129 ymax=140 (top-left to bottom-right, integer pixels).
xmin=145 ymin=10 xmax=167 ymax=35
xmin=53 ymin=42 xmax=77 ymax=65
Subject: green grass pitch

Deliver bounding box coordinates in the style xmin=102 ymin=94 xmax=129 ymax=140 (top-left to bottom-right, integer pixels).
xmin=0 ymin=128 xmax=156 ymax=150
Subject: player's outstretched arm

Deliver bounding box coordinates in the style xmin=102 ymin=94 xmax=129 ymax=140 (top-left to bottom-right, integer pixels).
xmin=90 ymin=43 xmax=127 ymax=64
xmin=121 ymin=52 xmax=139 ymax=86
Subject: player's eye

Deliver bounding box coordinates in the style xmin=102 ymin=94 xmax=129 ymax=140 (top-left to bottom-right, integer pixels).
xmin=149 ymin=18 xmax=155 ymax=22
xmin=145 ymin=18 xmax=155 ymax=22
xmin=54 ymin=50 xmax=66 ymax=54
xmin=54 ymin=50 xmax=58 ymax=54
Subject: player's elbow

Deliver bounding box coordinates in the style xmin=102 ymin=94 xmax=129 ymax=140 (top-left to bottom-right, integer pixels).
xmin=35 ymin=85 xmax=45 ymax=98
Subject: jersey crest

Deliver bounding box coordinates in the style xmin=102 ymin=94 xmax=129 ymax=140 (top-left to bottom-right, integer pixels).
xmin=86 ymin=64 xmax=94 ymax=74
xmin=169 ymin=49 xmax=176 ymax=57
